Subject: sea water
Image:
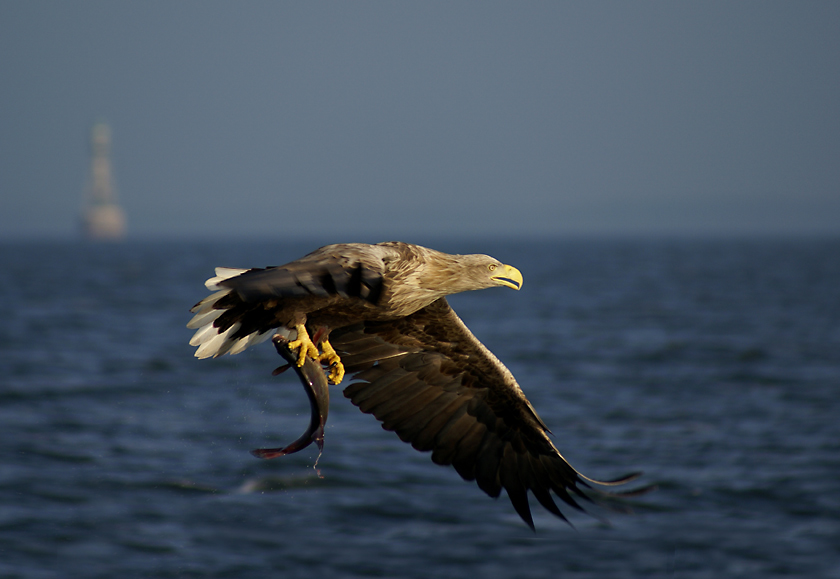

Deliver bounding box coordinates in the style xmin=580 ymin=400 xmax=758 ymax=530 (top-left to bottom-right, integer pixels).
xmin=1 ymin=237 xmax=838 ymax=578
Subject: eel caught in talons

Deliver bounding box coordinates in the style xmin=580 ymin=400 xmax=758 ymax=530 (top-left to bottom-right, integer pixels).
xmin=250 ymin=332 xmax=330 ymax=467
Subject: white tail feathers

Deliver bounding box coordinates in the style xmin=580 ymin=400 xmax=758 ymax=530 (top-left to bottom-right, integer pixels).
xmin=188 ymin=267 xmax=276 ymax=359
xmin=186 ymin=306 xmax=224 ymax=330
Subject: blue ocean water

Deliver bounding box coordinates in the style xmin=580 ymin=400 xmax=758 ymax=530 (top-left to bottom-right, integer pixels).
xmin=1 ymin=237 xmax=838 ymax=578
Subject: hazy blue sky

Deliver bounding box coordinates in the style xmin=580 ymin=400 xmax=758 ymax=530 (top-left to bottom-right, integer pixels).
xmin=1 ymin=1 xmax=838 ymax=239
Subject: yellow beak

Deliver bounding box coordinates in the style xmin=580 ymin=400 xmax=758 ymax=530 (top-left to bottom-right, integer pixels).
xmin=492 ymin=264 xmax=523 ymax=290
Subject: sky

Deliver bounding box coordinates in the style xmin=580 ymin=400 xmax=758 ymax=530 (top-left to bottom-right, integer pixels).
xmin=1 ymin=1 xmax=838 ymax=240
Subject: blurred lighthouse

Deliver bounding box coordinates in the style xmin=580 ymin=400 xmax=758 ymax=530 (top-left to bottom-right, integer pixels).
xmin=82 ymin=122 xmax=126 ymax=240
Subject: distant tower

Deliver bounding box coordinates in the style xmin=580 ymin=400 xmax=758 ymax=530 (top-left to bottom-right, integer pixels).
xmin=82 ymin=122 xmax=126 ymax=240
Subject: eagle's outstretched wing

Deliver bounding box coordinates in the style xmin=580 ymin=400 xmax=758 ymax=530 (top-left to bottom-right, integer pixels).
xmin=213 ymin=243 xmax=389 ymax=303
xmin=188 ymin=243 xmax=395 ymax=359
xmin=331 ymin=297 xmax=642 ymax=529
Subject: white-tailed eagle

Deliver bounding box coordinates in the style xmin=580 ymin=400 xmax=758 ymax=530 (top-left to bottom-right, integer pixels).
xmin=188 ymin=241 xmax=644 ymax=529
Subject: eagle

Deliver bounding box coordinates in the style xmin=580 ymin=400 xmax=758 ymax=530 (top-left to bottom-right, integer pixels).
xmin=188 ymin=241 xmax=644 ymax=529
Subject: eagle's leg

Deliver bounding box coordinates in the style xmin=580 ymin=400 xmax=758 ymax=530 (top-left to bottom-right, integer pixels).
xmin=287 ymin=324 xmax=320 ymax=368
xmin=317 ymin=339 xmax=345 ymax=385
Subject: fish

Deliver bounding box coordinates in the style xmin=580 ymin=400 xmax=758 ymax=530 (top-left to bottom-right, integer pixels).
xmin=249 ymin=330 xmax=330 ymax=463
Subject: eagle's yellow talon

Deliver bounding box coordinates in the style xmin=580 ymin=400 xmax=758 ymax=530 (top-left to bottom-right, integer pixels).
xmin=287 ymin=324 xmax=319 ymax=367
xmin=287 ymin=326 xmax=344 ymax=384
xmin=317 ymin=339 xmax=345 ymax=385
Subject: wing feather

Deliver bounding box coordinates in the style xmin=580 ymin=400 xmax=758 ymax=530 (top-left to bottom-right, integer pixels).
xmin=358 ymin=374 xmax=425 ymax=414
xmin=430 ymin=404 xmax=475 ymax=465
xmin=352 ymin=371 xmax=415 ymax=408
xmin=371 ymin=382 xmax=433 ymax=419
xmin=411 ymin=395 xmax=469 ymax=452
xmin=385 ymin=390 xmax=453 ymax=443
xmin=447 ymin=421 xmax=487 ymax=480
xmin=473 ymin=431 xmax=504 ymax=498
xmin=499 ymin=446 xmax=534 ymax=529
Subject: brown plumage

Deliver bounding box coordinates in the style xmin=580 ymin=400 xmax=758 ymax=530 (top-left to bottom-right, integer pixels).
xmin=188 ymin=241 xmax=646 ymax=529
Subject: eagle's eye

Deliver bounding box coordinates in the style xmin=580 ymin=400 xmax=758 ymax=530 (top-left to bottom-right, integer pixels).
xmin=488 ymin=264 xmax=497 ymax=272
